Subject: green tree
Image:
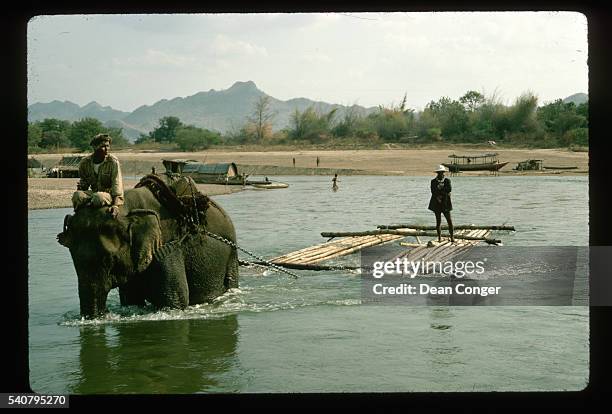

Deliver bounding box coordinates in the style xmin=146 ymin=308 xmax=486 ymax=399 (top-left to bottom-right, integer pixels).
xmin=576 ymin=102 xmax=588 ymax=119
xmin=288 ymin=106 xmax=337 ymax=142
xmin=69 ymin=118 xmax=105 ymax=151
xmin=425 ymin=97 xmax=469 ymax=139
xmin=507 ymin=93 xmax=540 ymax=134
xmin=135 ymin=133 xmax=153 ymax=145
xmin=360 ymin=95 xmax=416 ymax=142
xmin=150 ymin=116 xmax=183 ymax=143
xmin=175 ymin=125 xmax=221 ymax=151
xmin=537 ymin=99 xmax=587 ymax=143
xmin=416 ymin=110 xmax=442 ymax=141
xmin=28 ymin=122 xmax=43 ymax=149
xmin=37 ymin=118 xmax=71 ymax=149
xmin=459 ymin=90 xmax=485 ymax=112
xmin=367 ymin=108 xmax=411 ymax=141
xmin=332 ymin=105 xmax=362 ymax=137
xmin=561 ymin=127 xmax=588 ymax=147
xmin=105 ymin=127 xmax=130 ymax=148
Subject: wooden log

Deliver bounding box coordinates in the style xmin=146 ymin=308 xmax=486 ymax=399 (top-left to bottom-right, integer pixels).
xmin=377 ymin=224 xmax=515 ymax=231
xmin=321 ymin=230 xmax=502 ymax=244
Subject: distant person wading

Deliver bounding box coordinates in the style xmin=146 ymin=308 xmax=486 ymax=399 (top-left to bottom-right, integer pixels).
xmin=332 ymin=173 xmax=339 ymax=191
xmin=428 ymin=165 xmax=455 ymax=243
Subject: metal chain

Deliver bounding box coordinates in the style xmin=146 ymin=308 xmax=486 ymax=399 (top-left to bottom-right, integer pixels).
xmin=159 ymin=177 xmax=297 ymax=278
xmin=202 ymin=229 xmax=300 ymax=279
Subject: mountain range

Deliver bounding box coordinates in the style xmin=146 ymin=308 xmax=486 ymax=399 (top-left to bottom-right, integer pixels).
xmin=28 ymin=81 xmax=588 ymax=141
xmin=27 ymin=81 xmax=377 ymax=141
xmin=562 ymin=93 xmax=588 ymax=105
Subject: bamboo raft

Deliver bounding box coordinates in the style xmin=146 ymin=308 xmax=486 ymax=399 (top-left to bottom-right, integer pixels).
xmin=397 ymin=228 xmax=492 ymax=266
xmin=270 ymin=233 xmax=406 ymax=266
xmin=267 ymin=224 xmax=513 ymax=270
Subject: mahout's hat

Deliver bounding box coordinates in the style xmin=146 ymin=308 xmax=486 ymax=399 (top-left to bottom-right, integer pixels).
xmin=90 ymin=133 xmax=112 ymax=148
xmin=435 ymin=165 xmax=447 ymax=172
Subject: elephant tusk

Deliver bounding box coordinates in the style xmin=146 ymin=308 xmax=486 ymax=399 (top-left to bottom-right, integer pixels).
xmin=63 ymin=214 xmax=73 ymax=233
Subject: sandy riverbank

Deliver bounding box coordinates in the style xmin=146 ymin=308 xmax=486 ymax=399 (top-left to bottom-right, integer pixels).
xmin=29 ymin=148 xmax=587 ymax=210
xmin=27 ymin=178 xmax=243 ymax=210
xmin=32 ymin=147 xmax=588 ymax=176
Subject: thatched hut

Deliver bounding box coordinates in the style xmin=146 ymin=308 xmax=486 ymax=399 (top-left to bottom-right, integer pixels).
xmin=47 ymin=156 xmax=84 ymax=178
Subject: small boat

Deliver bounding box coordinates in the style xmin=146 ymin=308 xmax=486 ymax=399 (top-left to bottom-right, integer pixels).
xmin=443 ymin=161 xmax=509 ymax=172
xmin=162 ymin=159 xmax=247 ymax=185
xmin=542 ymin=165 xmax=578 ymax=170
xmin=251 ymin=181 xmax=289 ymax=189
xmin=442 ymin=153 xmax=508 ymax=173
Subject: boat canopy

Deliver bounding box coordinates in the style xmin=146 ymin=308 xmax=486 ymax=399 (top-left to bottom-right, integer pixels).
xmin=448 ymin=153 xmax=498 ymax=159
xmin=182 ymin=162 xmax=238 ymax=177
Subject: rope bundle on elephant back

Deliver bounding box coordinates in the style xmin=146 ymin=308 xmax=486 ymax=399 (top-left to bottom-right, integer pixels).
xmin=178 ymin=193 xmax=209 ymax=227
xmin=134 ymin=174 xmax=210 ymax=233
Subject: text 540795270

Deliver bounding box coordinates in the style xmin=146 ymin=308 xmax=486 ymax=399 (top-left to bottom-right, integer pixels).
xmin=1 ymin=394 xmax=69 ymax=408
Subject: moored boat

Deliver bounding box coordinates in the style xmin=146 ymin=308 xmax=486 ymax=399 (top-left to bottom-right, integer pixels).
xmin=162 ymin=159 xmax=247 ymax=184
xmin=443 ymin=153 xmax=508 ymax=173
xmin=251 ymin=181 xmax=289 ymax=189
xmin=443 ymin=161 xmax=509 ymax=172
xmin=542 ymin=165 xmax=578 ymax=170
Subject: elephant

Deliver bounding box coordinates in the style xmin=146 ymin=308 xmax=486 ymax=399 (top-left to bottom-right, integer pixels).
xmin=57 ymin=175 xmax=239 ymax=318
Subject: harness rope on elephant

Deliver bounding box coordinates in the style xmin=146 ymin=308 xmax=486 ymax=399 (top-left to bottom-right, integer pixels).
xmin=135 ymin=174 xmax=300 ymax=279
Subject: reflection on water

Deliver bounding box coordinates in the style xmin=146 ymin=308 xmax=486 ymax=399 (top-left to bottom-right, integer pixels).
xmin=28 ymin=176 xmax=589 ymax=393
xmin=426 ymin=308 xmax=464 ymax=375
xmin=72 ymin=316 xmax=243 ymax=394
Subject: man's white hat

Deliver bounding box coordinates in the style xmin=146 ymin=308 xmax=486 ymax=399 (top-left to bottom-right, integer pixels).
xmin=435 ymin=165 xmax=447 ymax=172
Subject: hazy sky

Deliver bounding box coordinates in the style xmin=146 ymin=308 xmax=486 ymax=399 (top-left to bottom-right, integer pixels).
xmin=27 ymin=12 xmax=588 ymax=112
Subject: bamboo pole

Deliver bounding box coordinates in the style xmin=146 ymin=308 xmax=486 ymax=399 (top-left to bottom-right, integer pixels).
xmin=297 ymin=235 xmax=404 ymax=264
xmin=398 ymin=242 xmax=423 ymax=247
xmin=276 ymin=243 xmax=343 ymax=262
xmin=274 ymin=236 xmax=377 ymax=265
xmin=301 ymin=235 xmax=402 ymax=264
xmin=427 ymin=230 xmax=490 ymax=263
xmin=377 ymin=224 xmax=515 ymax=231
xmin=271 ymin=238 xmax=348 ymax=261
xmin=277 ymin=235 xmax=388 ymax=263
xmin=321 ymin=230 xmax=502 ymax=244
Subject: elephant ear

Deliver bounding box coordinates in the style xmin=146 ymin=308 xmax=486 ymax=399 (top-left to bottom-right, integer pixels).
xmin=128 ymin=214 xmax=162 ymax=273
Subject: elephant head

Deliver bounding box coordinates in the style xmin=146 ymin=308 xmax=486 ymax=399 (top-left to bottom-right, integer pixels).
xmin=58 ymin=206 xmax=163 ymax=318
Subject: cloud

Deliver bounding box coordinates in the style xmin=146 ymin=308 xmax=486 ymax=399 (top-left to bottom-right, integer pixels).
xmin=112 ymin=49 xmax=199 ymax=70
xmin=210 ymin=34 xmax=268 ymax=57
xmin=299 ymin=53 xmax=332 ymax=64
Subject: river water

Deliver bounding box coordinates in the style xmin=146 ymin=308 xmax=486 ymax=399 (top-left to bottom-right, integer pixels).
xmin=28 ymin=175 xmax=589 ymax=393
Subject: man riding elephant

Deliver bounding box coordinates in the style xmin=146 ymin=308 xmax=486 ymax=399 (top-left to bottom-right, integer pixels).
xmin=58 ymin=172 xmax=239 ymax=318
xmin=73 ymin=133 xmax=124 ymax=218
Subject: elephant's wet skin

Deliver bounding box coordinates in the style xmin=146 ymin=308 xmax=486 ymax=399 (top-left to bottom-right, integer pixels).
xmin=58 ymin=181 xmax=239 ymax=319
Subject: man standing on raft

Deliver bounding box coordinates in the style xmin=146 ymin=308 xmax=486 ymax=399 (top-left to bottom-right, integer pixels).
xmin=428 ymin=165 xmax=455 ymax=243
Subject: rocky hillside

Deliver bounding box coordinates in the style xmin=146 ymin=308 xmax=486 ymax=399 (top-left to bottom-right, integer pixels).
xmin=28 ymin=81 xmax=376 ymax=140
